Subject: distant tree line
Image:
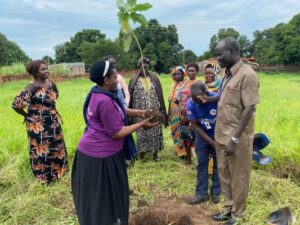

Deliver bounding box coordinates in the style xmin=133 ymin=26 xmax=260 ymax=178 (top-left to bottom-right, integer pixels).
xmin=0 ymin=13 xmax=299 ymax=70
xmin=54 ymin=20 xmax=197 ymax=72
xmin=0 ymin=33 xmax=30 ymax=66
xmin=198 ymin=13 xmax=300 ymax=66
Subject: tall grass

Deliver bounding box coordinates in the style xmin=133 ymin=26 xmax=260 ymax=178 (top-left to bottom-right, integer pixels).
xmin=0 ymin=63 xmax=72 ymax=76
xmin=48 ymin=64 xmax=72 ymax=76
xmin=0 ymin=73 xmax=299 ymax=224
xmin=0 ymin=63 xmax=26 ymax=75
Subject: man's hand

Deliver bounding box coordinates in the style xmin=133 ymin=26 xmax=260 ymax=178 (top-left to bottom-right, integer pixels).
xmin=197 ymin=94 xmax=207 ymax=103
xmin=208 ymin=139 xmax=216 ymax=149
xmin=224 ymin=140 xmax=237 ymax=156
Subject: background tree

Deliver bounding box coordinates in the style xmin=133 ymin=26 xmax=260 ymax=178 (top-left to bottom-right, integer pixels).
xmin=78 ymin=39 xmax=128 ymax=69
xmin=125 ymin=19 xmax=184 ymax=72
xmin=143 ymin=43 xmax=158 ymax=67
xmin=0 ymin=33 xmax=30 ymax=66
xmin=182 ymin=49 xmax=197 ymax=65
xmin=42 ymin=55 xmax=55 ymax=64
xmin=199 ymin=28 xmax=251 ymax=59
xmin=252 ymin=13 xmax=300 ymax=65
xmin=54 ymin=29 xmax=106 ymax=63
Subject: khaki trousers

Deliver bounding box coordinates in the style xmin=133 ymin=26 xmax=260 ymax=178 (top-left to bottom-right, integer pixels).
xmin=216 ymin=137 xmax=252 ymax=217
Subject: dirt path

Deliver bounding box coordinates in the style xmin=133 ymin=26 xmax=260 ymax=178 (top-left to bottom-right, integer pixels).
xmin=130 ymin=196 xmax=219 ymax=225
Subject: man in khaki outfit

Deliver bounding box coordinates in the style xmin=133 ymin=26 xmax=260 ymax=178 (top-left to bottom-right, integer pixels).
xmin=210 ymin=37 xmax=260 ymax=225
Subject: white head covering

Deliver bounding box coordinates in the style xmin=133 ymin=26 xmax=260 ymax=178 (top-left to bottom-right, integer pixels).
xmin=102 ymin=61 xmax=110 ymax=77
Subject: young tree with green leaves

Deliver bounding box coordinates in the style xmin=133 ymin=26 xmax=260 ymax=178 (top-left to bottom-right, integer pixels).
xmin=117 ymin=0 xmax=153 ymax=108
xmin=116 ymin=0 xmax=152 ymax=74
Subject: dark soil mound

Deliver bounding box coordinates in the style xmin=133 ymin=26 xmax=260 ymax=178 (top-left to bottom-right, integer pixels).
xmin=130 ymin=196 xmax=218 ymax=225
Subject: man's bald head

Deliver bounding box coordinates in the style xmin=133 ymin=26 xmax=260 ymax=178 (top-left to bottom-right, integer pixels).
xmin=216 ymin=37 xmax=240 ymax=68
xmin=219 ymin=37 xmax=240 ymax=54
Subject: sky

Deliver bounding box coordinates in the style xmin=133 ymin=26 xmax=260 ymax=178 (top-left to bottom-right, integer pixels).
xmin=0 ymin=0 xmax=299 ymax=60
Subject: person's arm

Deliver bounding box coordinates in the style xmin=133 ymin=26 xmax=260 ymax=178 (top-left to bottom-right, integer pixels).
xmin=198 ymin=94 xmax=219 ymax=103
xmin=126 ymin=108 xmax=146 ymax=118
xmin=12 ymin=83 xmax=35 ymax=118
xmin=99 ymin=97 xmax=157 ymax=139
xmin=224 ymin=72 xmax=260 ymax=156
xmin=111 ymin=117 xmax=158 ymax=139
xmin=191 ymin=120 xmax=215 ymax=147
xmin=186 ymin=99 xmax=215 ymax=146
xmin=12 ymin=107 xmax=28 ymax=117
xmin=224 ymin=105 xmax=255 ymax=156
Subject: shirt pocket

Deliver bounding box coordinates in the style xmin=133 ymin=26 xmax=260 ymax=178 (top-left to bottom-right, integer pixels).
xmin=216 ymin=106 xmax=232 ymax=125
xmin=224 ymin=87 xmax=241 ymax=109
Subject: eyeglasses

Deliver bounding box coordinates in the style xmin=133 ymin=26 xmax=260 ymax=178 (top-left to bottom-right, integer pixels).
xmin=188 ymin=70 xmax=196 ymax=72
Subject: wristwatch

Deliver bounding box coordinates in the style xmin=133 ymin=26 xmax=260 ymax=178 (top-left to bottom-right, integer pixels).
xmin=231 ymin=137 xmax=239 ymax=144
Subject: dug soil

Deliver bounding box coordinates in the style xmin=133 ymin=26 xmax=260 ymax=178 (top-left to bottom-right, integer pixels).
xmin=129 ymin=196 xmax=218 ymax=225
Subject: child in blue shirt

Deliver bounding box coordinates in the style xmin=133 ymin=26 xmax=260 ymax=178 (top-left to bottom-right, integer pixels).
xmin=186 ymin=81 xmax=221 ymax=205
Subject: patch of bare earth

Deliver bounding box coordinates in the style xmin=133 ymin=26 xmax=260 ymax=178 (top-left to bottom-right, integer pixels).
xmin=130 ymin=196 xmax=219 ymax=225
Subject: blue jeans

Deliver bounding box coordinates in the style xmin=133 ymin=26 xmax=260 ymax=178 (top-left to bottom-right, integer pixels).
xmin=195 ymin=134 xmax=221 ymax=197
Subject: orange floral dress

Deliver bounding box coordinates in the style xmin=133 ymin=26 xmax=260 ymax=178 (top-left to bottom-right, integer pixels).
xmin=12 ymin=81 xmax=68 ymax=184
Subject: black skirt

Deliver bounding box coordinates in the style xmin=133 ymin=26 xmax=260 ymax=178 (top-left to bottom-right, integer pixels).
xmin=71 ymin=150 xmax=129 ymax=225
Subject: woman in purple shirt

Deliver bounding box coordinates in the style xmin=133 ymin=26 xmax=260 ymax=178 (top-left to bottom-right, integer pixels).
xmin=72 ymin=61 xmax=157 ymax=225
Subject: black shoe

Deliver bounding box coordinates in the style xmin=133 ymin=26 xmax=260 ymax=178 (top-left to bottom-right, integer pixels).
xmin=187 ymin=195 xmax=209 ymax=205
xmin=212 ymin=211 xmax=231 ymax=221
xmin=224 ymin=216 xmax=237 ymax=225
xmin=211 ymin=195 xmax=220 ymax=204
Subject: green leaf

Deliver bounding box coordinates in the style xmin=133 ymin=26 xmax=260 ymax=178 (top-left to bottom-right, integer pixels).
xmin=121 ymin=20 xmax=130 ymax=33
xmin=116 ymin=0 xmax=125 ymax=9
xmin=128 ymin=0 xmax=136 ymax=7
xmin=124 ymin=2 xmax=130 ymax=12
xmin=130 ymin=13 xmax=148 ymax=27
xmin=121 ymin=33 xmax=132 ymax=52
xmin=118 ymin=12 xmax=130 ymax=33
xmin=132 ymin=3 xmax=152 ymax=12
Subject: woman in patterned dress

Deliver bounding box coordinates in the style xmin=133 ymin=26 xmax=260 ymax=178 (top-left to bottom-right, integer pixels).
xmin=168 ymin=66 xmax=193 ymax=163
xmin=12 ymin=60 xmax=68 ymax=184
xmin=128 ymin=58 xmax=167 ymax=162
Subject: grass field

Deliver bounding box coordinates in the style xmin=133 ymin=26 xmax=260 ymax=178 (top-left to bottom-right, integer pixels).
xmin=0 ymin=73 xmax=300 ymax=224
xmin=0 ymin=63 xmax=72 ymax=76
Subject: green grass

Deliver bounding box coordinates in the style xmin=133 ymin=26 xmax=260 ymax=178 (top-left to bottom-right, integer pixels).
xmin=0 ymin=63 xmax=27 ymax=75
xmin=0 ymin=63 xmax=72 ymax=76
xmin=0 ymin=73 xmax=299 ymax=224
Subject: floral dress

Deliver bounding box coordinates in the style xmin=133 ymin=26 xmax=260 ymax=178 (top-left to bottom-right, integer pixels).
xmin=12 ymin=81 xmax=68 ymax=184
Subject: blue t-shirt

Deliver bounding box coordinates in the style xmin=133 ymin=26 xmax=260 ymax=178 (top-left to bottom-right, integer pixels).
xmin=186 ymin=92 xmax=218 ymax=137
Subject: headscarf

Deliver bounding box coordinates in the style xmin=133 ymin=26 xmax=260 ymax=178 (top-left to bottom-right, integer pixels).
xmin=170 ymin=65 xmax=187 ymax=101
xmin=89 ymin=60 xmax=111 ymax=85
xmin=137 ymin=57 xmax=151 ymax=69
xmin=171 ymin=66 xmax=187 ymax=81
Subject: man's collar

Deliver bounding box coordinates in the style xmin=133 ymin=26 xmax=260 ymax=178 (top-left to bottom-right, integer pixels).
xmin=228 ymin=60 xmax=243 ymax=76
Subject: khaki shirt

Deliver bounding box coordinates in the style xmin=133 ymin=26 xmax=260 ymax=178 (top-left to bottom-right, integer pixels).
xmin=215 ymin=60 xmax=260 ymax=145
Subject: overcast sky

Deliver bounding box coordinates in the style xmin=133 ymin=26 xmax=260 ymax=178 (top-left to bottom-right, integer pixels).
xmin=0 ymin=0 xmax=299 ymax=59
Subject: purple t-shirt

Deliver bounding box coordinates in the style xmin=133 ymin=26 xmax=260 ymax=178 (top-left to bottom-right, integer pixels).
xmin=77 ymin=93 xmax=125 ymax=157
